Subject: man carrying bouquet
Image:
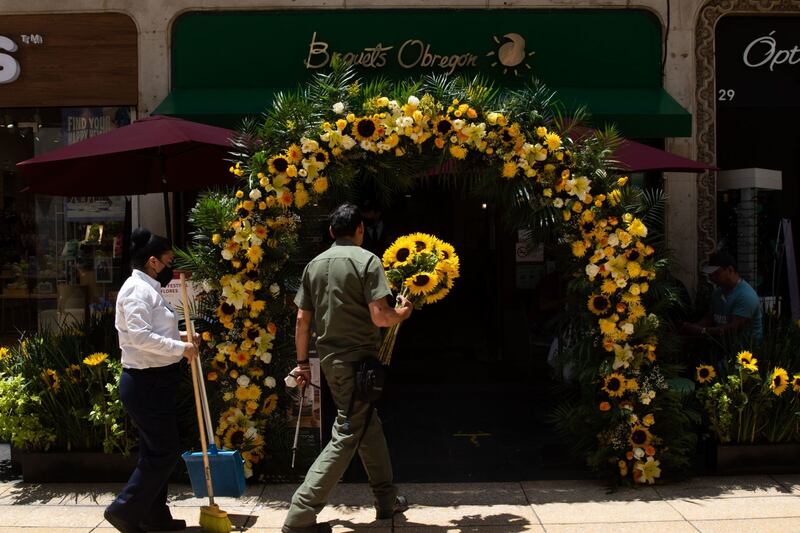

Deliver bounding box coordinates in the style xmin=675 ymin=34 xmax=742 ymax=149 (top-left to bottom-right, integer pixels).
xmin=283 ymin=203 xmax=413 ymax=533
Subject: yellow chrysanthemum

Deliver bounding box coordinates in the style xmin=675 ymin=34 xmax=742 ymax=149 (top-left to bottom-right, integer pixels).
xmin=405 ymin=272 xmax=439 ymax=295
xmin=571 ymin=241 xmax=587 ymax=258
xmin=627 ymin=218 xmax=648 ymax=238
xmin=601 ymin=279 xmax=618 ymax=296
xmin=696 ymin=365 xmax=716 ymax=384
xmin=449 ymin=145 xmax=467 ymax=160
xmin=0 ymin=346 xmax=9 ymax=361
xmin=246 ymin=244 xmax=263 ymax=265
xmin=737 ymin=350 xmax=758 ymax=372
xmin=383 ymin=238 xmax=416 ymax=268
xmin=602 ymin=373 xmax=626 ymax=397
xmin=770 ymin=367 xmax=789 ymax=396
xmin=286 ymin=144 xmax=303 ymax=163
xmin=502 ymin=161 xmax=518 ymax=179
xmin=313 ymin=177 xmax=329 ymax=194
xmin=544 ymin=132 xmax=562 ymax=151
xmin=83 ymin=352 xmax=109 ymax=366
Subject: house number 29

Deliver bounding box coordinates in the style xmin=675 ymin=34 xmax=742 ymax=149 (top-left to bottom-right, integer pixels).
xmin=718 ymin=89 xmax=736 ymax=101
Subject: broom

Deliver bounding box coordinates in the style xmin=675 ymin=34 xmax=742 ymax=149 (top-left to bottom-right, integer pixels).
xmin=180 ymin=273 xmax=233 ymax=533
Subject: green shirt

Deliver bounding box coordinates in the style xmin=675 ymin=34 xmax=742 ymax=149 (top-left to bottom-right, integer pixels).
xmin=294 ymin=239 xmax=391 ymax=363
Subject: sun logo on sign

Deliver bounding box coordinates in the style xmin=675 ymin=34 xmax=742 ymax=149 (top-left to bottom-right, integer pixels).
xmin=486 ymin=33 xmax=535 ymax=76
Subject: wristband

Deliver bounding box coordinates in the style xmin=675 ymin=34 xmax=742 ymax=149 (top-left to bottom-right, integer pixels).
xmin=296 ymin=359 xmax=310 ymax=366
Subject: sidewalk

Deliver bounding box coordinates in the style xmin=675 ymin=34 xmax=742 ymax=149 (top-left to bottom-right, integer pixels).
xmin=1 ymin=475 xmax=799 ymax=532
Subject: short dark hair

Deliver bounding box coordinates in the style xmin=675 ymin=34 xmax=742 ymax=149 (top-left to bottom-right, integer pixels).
xmin=130 ymin=227 xmax=172 ymax=269
xmin=329 ymin=203 xmax=362 ymax=238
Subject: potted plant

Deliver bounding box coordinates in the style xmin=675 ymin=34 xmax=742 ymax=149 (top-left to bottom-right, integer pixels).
xmin=0 ymin=312 xmax=138 ymax=482
xmin=695 ymin=347 xmax=800 ymax=474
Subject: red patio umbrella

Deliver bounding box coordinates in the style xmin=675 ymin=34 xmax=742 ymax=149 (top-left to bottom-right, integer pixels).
xmin=613 ymin=138 xmax=716 ymax=173
xmin=17 ymin=115 xmax=237 ymax=241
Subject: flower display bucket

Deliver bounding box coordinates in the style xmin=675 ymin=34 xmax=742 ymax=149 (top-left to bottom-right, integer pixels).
xmin=715 ymin=444 xmax=800 ymax=474
xmin=182 ymin=445 xmax=246 ymax=498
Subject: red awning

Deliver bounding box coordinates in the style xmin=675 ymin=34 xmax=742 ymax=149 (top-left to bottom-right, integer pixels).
xmin=613 ymin=139 xmax=716 ymax=173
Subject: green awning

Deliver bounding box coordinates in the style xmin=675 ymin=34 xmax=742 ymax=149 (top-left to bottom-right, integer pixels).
xmin=554 ymin=87 xmax=692 ymax=138
xmin=152 ymin=88 xmax=283 ymax=128
xmin=154 ymin=86 xmax=692 ymax=138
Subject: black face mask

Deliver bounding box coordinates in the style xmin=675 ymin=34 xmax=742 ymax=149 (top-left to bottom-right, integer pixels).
xmin=156 ymin=264 xmax=173 ymax=288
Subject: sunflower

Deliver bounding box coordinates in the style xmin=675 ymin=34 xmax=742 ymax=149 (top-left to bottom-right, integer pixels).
xmin=425 ymin=287 xmax=450 ymax=304
xmin=262 ymin=393 xmax=279 ymax=416
xmin=602 ymin=373 xmax=626 ymax=397
xmin=408 ymin=232 xmax=435 ymax=253
xmin=267 ymin=154 xmax=290 ymax=175
xmin=629 ymin=425 xmax=652 ymax=447
xmin=223 ymin=425 xmax=246 ymax=449
xmin=83 ymin=352 xmax=109 ymax=366
xmin=352 ymin=116 xmax=380 ymax=142
xmin=435 ymin=240 xmax=457 ymax=261
xmin=64 ymin=364 xmax=81 ymax=383
xmin=434 ymin=116 xmax=453 ymax=136
xmin=696 ymin=365 xmax=716 ymax=384
xmin=737 ymin=350 xmax=758 ymax=372
xmin=382 ymin=238 xmax=415 ymax=268
xmin=41 ymin=369 xmax=60 ymax=392
xmin=587 ymin=294 xmax=612 ymax=316
xmin=217 ymin=302 xmax=236 ymax=326
xmin=405 ymin=272 xmax=439 ymax=295
xmin=770 ymin=367 xmax=789 ymax=396
xmin=312 ymin=149 xmax=330 ymax=165
xmin=793 ymin=374 xmax=800 ymax=393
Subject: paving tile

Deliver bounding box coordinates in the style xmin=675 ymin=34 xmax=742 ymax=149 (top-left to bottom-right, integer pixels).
xmin=544 ymin=522 xmax=696 ymax=533
xmin=400 ymin=482 xmax=529 ymax=506
xmin=522 ymin=479 xmax=661 ymax=505
xmin=0 ymin=482 xmax=119 ymax=505
xmin=691 ymin=517 xmax=800 ymax=533
xmin=654 ymin=475 xmax=790 ymax=499
xmin=395 ymin=504 xmax=539 ymax=529
xmin=166 ymin=482 xmax=264 ymax=508
xmin=0 ymin=529 xmax=93 ymax=533
xmin=667 ymin=495 xmax=800 ymax=521
xmin=395 ymin=525 xmax=544 ymax=532
xmin=772 ymin=474 xmax=800 ymax=495
xmin=0 ymin=505 xmax=105 ymax=528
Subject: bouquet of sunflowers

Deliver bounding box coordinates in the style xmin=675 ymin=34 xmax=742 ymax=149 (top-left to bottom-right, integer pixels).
xmin=379 ymin=233 xmax=460 ymax=364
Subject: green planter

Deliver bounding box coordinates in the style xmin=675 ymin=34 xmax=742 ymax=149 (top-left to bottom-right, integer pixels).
xmin=715 ymin=443 xmax=800 ymax=475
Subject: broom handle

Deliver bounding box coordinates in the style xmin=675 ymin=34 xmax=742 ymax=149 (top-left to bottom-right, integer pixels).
xmin=180 ymin=274 xmax=216 ymax=506
xmin=196 ymin=341 xmax=216 ymax=447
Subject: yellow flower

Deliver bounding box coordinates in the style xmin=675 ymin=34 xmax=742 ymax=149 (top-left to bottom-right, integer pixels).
xmin=425 ymin=287 xmax=450 ymax=304
xmin=246 ymin=244 xmax=263 ymax=265
xmin=602 ymin=373 xmax=626 ymax=397
xmin=502 ymin=162 xmax=517 ymax=179
xmin=267 ymin=154 xmax=290 ymax=175
xmin=313 ymin=177 xmax=329 ymax=194
xmin=737 ymin=350 xmax=758 ymax=372
xmin=223 ymin=425 xmax=246 ymax=449
xmin=571 ymin=240 xmax=587 ymax=257
xmin=262 ymin=393 xmax=279 ymax=416
xmin=286 ymin=144 xmax=303 ymax=163
xmin=449 ymin=145 xmax=467 ymax=159
xmin=405 ymin=272 xmax=439 ymax=295
xmin=407 ymin=233 xmax=435 ymax=253
xmin=630 ymin=425 xmax=652 ymax=447
xmin=41 ymin=369 xmax=60 ymax=392
xmin=642 ymin=414 xmax=655 ymax=427
xmin=352 ymin=116 xmax=380 ymax=142
xmin=211 ymin=234 xmax=222 ymax=245
xmin=770 ymin=367 xmax=789 ymax=396
xmin=295 ymin=188 xmax=310 ymax=208
xmin=588 ymin=294 xmax=611 ymax=316
xmin=634 ymin=457 xmax=661 ymax=484
xmin=383 ymin=237 xmax=416 ymax=268
xmin=64 ymin=364 xmax=81 ymax=383
xmin=617 ymin=176 xmax=629 ymax=187
xmin=544 ymin=132 xmax=561 ymax=151
xmin=793 ymin=374 xmax=800 ymax=393
xmin=83 ymin=352 xmax=109 ymax=366
xmin=536 ymin=126 xmax=547 ymax=137
xmin=601 ymin=279 xmax=618 ymax=295
xmin=696 ymin=365 xmax=716 ymax=384
xmin=627 ymin=218 xmax=648 ymax=238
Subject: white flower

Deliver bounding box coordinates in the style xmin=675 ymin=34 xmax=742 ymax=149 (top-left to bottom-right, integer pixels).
xmin=640 ymin=395 xmax=652 ymax=405
xmin=586 ymin=264 xmax=600 ymax=279
xmin=237 ymin=375 xmax=250 ymax=387
xmin=341 ymin=136 xmax=356 ymax=150
xmin=633 ymin=447 xmax=645 ymax=459
xmin=621 ymin=322 xmax=634 ymax=335
xmin=284 ymin=374 xmax=298 ymax=388
xmin=269 ymin=283 xmax=281 ymax=297
xmin=249 ymin=189 xmax=262 ymax=201
xmin=407 ymin=95 xmax=420 ymax=106
xmin=264 ymin=376 xmax=277 ymax=389
xmin=607 ymin=234 xmax=620 ymax=247
xmin=553 ymin=198 xmax=564 ymax=208
xmin=259 ymin=352 xmax=273 ymax=364
xmin=332 ymin=102 xmax=345 ymax=114
xmin=452 ymin=119 xmax=465 ymax=131
xmin=301 ymin=137 xmax=319 ymax=153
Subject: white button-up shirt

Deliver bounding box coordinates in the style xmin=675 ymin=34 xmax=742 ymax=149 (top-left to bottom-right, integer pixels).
xmin=115 ymin=269 xmax=184 ymax=369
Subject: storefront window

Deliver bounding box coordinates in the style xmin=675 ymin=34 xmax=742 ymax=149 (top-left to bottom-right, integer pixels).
xmin=0 ymin=107 xmax=131 ymax=338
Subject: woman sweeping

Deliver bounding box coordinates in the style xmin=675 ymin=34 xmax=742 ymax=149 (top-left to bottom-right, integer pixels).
xmin=104 ymin=228 xmax=198 ymax=533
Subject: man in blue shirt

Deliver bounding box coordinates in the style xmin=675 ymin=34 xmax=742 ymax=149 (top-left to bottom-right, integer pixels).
xmin=682 ymin=251 xmax=764 ymax=342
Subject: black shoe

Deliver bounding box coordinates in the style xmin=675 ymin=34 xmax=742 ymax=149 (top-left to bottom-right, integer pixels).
xmin=281 ymin=523 xmax=332 ymax=533
xmin=142 ymin=518 xmax=187 ymax=531
xmin=104 ymin=508 xmax=145 ymax=533
xmin=375 ymin=495 xmax=409 ymax=519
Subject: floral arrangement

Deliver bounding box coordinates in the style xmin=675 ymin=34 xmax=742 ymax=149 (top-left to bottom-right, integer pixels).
xmin=0 ymin=313 xmax=135 ymax=455
xmin=379 ymin=233 xmax=460 ymax=363
xmin=696 ymin=350 xmax=800 ymax=444
xmin=177 ymin=65 xmax=685 ymax=482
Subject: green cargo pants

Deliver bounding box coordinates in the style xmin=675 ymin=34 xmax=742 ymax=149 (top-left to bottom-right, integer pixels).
xmin=284 ymin=357 xmax=397 ymax=528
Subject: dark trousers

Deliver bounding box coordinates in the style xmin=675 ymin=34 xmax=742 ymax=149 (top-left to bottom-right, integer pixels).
xmin=107 ymin=363 xmax=181 ymax=525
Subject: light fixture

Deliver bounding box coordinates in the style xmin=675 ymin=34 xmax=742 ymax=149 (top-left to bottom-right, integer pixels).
xmin=481 ymin=203 xmax=488 ymax=209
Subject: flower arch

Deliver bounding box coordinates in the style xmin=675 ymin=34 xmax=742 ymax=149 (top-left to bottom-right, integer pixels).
xmin=180 ymin=68 xmax=691 ymax=484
